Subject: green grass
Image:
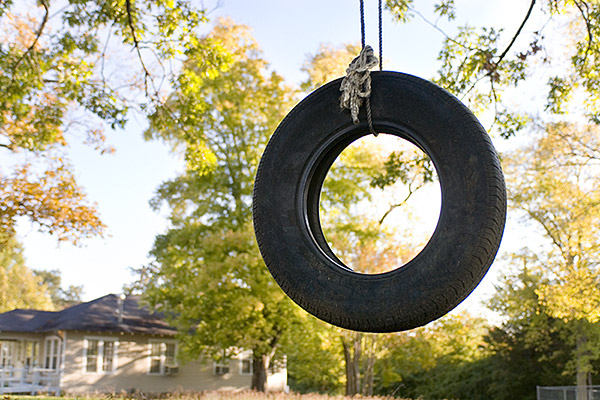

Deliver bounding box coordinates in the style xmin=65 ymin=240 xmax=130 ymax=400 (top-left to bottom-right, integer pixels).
xmin=4 ymin=392 xmax=410 ymax=400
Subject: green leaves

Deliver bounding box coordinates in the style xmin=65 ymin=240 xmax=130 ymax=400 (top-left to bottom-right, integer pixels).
xmin=0 ymin=0 xmax=227 ymax=244
xmin=386 ymin=0 xmax=600 ymax=135
xmin=433 ymin=23 xmax=530 ymax=126
xmin=370 ymin=151 xmax=434 ymax=190
xmin=385 ymin=0 xmax=414 ymax=23
xmin=139 ymin=20 xmax=298 ymax=389
xmin=434 ymin=0 xmax=456 ymax=21
xmin=499 ymin=121 xmax=600 ymax=384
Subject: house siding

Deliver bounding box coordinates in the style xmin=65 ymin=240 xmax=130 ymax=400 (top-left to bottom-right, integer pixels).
xmin=61 ymin=332 xmax=253 ymax=394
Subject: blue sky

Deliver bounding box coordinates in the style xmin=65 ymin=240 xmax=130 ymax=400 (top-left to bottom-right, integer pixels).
xmin=16 ymin=0 xmax=537 ymax=314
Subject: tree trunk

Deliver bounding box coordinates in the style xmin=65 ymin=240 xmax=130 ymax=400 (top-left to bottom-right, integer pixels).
xmin=362 ymin=334 xmax=376 ymax=396
xmin=251 ymin=352 xmax=271 ymax=392
xmin=342 ymin=332 xmax=362 ymax=396
xmin=577 ymin=369 xmax=588 ymax=400
xmin=342 ymin=337 xmax=354 ymax=396
xmin=576 ymin=328 xmax=589 ymax=400
xmin=353 ymin=333 xmax=361 ymax=394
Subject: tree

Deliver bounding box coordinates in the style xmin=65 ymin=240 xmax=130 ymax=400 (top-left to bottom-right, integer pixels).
xmin=34 ymin=269 xmax=84 ymax=309
xmin=300 ymin=43 xmax=362 ymax=92
xmin=383 ymin=3 xmax=600 ymax=394
xmin=502 ymin=122 xmax=600 ymax=397
xmin=0 ymin=159 xmax=105 ymax=244
xmin=385 ymin=1 xmax=600 ymax=136
xmin=284 ymin=314 xmax=345 ymax=394
xmin=486 ymin=252 xmax=574 ymax=400
xmin=373 ymin=312 xmax=490 ymax=399
xmin=316 ymin=123 xmax=437 ymax=398
xmin=0 ymin=0 xmax=224 ymax=244
xmin=316 ymin=106 xmax=435 ymax=398
xmin=0 ymin=232 xmax=53 ymax=312
xmin=137 ymin=19 xmax=299 ymax=392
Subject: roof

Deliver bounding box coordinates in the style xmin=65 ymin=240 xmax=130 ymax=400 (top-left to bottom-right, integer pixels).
xmin=0 ymin=294 xmax=177 ymax=336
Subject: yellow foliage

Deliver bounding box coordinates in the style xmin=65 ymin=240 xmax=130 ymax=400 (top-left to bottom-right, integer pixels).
xmin=504 ymin=122 xmax=600 ymax=324
xmin=301 ymin=43 xmax=362 ymax=91
xmin=0 ymin=158 xmax=105 ymax=244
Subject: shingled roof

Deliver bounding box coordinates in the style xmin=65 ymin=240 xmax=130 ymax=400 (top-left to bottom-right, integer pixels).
xmin=0 ymin=294 xmax=177 ymax=336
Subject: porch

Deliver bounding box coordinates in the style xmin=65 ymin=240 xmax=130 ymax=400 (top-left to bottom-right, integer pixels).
xmin=0 ymin=367 xmax=60 ymax=394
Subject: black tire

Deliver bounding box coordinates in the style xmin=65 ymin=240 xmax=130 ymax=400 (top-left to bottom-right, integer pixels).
xmin=253 ymin=71 xmax=506 ymax=333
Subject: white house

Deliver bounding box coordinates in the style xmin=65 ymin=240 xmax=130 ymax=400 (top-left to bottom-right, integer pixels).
xmin=0 ymin=294 xmax=287 ymax=394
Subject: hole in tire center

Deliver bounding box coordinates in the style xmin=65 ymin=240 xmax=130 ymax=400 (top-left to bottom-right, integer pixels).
xmin=319 ymin=133 xmax=441 ymax=274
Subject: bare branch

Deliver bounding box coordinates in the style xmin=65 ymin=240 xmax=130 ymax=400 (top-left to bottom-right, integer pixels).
xmin=573 ymin=0 xmax=593 ymax=71
xmin=378 ymin=183 xmax=420 ymax=226
xmin=409 ymin=6 xmax=477 ymax=52
xmin=99 ymin=21 xmax=116 ymax=89
xmin=125 ymin=0 xmax=155 ymax=98
xmin=459 ymin=73 xmax=489 ymax=101
xmin=489 ymin=79 xmax=500 ymax=131
xmin=494 ymin=0 xmax=536 ymax=69
xmin=12 ymin=0 xmax=49 ymax=72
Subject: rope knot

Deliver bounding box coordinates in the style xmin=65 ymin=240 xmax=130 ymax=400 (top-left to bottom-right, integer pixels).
xmin=340 ymin=45 xmax=379 ymax=125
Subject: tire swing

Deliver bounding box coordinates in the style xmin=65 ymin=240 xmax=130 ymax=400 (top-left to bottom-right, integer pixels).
xmin=252 ymin=3 xmax=507 ymax=333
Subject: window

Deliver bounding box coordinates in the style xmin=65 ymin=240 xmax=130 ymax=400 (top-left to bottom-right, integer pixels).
xmin=148 ymin=341 xmax=178 ymax=375
xmin=0 ymin=341 xmax=15 ymax=368
xmin=85 ymin=339 xmax=98 ymax=372
xmin=165 ymin=343 xmax=176 ymax=368
xmin=213 ymin=360 xmax=230 ymax=376
xmin=149 ymin=343 xmax=161 ymax=374
xmin=44 ymin=337 xmax=60 ymax=370
xmin=24 ymin=341 xmax=40 ymax=368
xmin=84 ymin=338 xmax=117 ymax=374
xmin=102 ymin=341 xmax=115 ymax=372
xmin=239 ymin=357 xmax=253 ymax=375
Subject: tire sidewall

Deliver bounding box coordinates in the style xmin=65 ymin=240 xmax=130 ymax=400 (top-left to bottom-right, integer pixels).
xmin=253 ymin=71 xmax=506 ymax=332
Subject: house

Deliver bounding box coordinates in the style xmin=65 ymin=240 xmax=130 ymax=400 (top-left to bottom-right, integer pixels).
xmin=0 ymin=294 xmax=287 ymax=394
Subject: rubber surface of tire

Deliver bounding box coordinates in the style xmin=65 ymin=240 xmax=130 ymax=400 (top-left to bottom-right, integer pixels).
xmin=253 ymin=71 xmax=506 ymax=333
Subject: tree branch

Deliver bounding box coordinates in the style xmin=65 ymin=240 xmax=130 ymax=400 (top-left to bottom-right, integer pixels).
xmin=378 ymin=183 xmax=418 ymax=226
xmin=494 ymin=0 xmax=536 ymax=68
xmin=409 ymin=6 xmax=477 ymax=51
xmin=125 ymin=0 xmax=154 ymax=97
xmin=573 ymin=0 xmax=593 ymax=71
xmin=12 ymin=0 xmax=49 ymax=72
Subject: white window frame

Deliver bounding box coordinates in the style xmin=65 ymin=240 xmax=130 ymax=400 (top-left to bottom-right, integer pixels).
xmin=147 ymin=340 xmax=178 ymax=375
xmin=237 ymin=350 xmax=253 ymax=376
xmin=44 ymin=336 xmax=61 ymax=370
xmin=21 ymin=340 xmax=40 ymax=369
xmin=83 ymin=337 xmax=118 ymax=374
xmin=0 ymin=340 xmax=15 ymax=369
xmin=239 ymin=356 xmax=253 ymax=376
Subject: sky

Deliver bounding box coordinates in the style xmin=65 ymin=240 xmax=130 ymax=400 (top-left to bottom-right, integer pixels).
xmin=15 ymin=0 xmax=543 ymax=316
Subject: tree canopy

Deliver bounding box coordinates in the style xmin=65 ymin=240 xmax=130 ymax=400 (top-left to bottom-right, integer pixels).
xmin=386 ymin=0 xmax=600 ymax=136
xmin=0 ymin=232 xmax=53 ymax=312
xmin=0 ymin=0 xmax=223 ymax=244
xmin=137 ymin=19 xmax=299 ymax=392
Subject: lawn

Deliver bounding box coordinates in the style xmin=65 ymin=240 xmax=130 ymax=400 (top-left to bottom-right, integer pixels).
xmin=4 ymin=392 xmax=409 ymax=400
